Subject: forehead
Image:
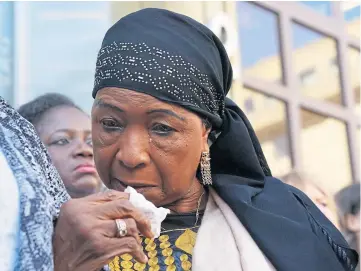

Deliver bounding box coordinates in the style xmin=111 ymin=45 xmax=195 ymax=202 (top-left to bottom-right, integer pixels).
xmin=37 ymin=106 xmax=91 ymax=134
xmin=93 ymin=87 xmax=198 ymax=118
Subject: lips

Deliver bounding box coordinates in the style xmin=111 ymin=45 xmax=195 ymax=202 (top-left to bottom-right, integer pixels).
xmin=112 ymin=178 xmax=155 ymax=193
xmin=75 ymin=164 xmax=97 ymax=174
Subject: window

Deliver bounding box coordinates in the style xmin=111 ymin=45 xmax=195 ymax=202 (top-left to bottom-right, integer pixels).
xmin=299 ymin=1 xmax=332 ymax=16
xmin=299 ymin=68 xmax=316 ymax=86
xmin=292 ymin=23 xmax=342 ymax=104
xmin=237 ymin=2 xmax=283 ymax=84
xmin=15 ymin=2 xmax=111 ymax=112
xmin=347 ymin=47 xmax=360 ymax=116
xmin=301 ymin=109 xmax=352 ymax=193
xmin=0 ymin=2 xmax=14 ymax=104
xmin=236 ymin=1 xmax=360 ymax=195
xmin=233 ymin=87 xmax=292 ymax=177
xmin=342 ymin=3 xmax=360 ymax=39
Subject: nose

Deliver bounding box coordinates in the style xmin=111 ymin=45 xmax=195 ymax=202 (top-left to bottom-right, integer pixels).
xmin=73 ymin=140 xmax=93 ymax=158
xmin=115 ymin=128 xmax=150 ymax=170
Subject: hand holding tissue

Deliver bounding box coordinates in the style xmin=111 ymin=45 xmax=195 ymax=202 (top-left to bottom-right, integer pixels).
xmin=124 ymin=186 xmax=170 ymax=238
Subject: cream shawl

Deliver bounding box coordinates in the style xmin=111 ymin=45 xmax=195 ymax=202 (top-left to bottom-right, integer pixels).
xmin=192 ymin=189 xmax=275 ymax=271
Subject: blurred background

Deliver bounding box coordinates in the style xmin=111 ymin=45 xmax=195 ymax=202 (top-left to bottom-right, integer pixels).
xmin=0 ymin=0 xmax=360 ymax=220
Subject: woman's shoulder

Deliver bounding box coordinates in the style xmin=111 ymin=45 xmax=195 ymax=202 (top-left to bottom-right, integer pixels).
xmin=0 ymin=98 xmax=67 ymax=271
xmin=213 ymin=174 xmax=358 ymax=270
xmin=269 ymin=177 xmax=358 ymax=270
xmin=0 ymin=98 xmax=70 ymax=216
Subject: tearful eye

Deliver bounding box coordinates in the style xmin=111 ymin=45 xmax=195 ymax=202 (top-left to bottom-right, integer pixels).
xmin=152 ymin=123 xmax=176 ymax=136
xmin=101 ymin=119 xmax=117 ymax=127
xmin=100 ymin=118 xmax=123 ymax=131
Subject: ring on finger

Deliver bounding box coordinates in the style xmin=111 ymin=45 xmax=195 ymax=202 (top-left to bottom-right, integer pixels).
xmin=115 ymin=218 xmax=127 ymax=237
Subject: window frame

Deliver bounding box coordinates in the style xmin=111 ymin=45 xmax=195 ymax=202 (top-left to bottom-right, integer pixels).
xmin=238 ymin=1 xmax=360 ymax=183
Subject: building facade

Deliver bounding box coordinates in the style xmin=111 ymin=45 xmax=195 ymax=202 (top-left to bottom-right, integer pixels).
xmin=1 ymin=1 xmax=360 ymax=196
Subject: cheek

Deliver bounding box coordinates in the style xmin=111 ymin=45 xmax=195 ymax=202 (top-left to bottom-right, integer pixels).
xmin=151 ymin=132 xmax=203 ymax=193
xmin=48 ymin=148 xmax=66 ymax=166
xmin=92 ymin=135 xmax=115 ymax=186
xmin=92 ymin=121 xmax=119 ymax=146
xmin=47 ymin=148 xmax=71 ymax=181
xmin=93 ymin=148 xmax=109 ymax=184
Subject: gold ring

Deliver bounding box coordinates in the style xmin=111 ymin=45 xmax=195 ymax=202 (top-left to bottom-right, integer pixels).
xmin=115 ymin=219 xmax=127 ymax=237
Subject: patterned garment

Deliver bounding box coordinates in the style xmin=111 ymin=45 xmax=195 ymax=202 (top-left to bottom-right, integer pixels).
xmin=0 ymin=151 xmax=20 ymax=271
xmin=0 ymin=97 xmax=70 ymax=270
xmin=108 ymin=227 xmax=199 ymax=271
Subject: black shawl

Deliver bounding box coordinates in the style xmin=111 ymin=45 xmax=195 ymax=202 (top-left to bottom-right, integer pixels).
xmin=93 ymin=8 xmax=358 ymax=270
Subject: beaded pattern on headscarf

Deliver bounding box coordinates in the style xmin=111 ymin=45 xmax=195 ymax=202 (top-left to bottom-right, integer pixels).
xmin=94 ymin=42 xmax=225 ymax=118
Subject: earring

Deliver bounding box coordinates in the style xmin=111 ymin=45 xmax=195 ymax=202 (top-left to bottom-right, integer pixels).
xmin=200 ymin=152 xmax=212 ymax=185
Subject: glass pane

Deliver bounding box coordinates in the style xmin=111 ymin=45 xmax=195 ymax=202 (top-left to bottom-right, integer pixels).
xmin=23 ymin=2 xmax=111 ymax=112
xmin=237 ymin=2 xmax=283 ymax=84
xmin=292 ymin=23 xmax=342 ymax=105
xmin=0 ymin=2 xmax=14 ymax=104
xmin=357 ymin=128 xmax=360 ymax=172
xmin=342 ymin=2 xmax=360 ymax=39
xmin=301 ymin=109 xmax=352 ymax=194
xmin=233 ymin=87 xmax=291 ymax=176
xmin=298 ymin=1 xmax=332 ymax=16
xmin=347 ymin=47 xmax=360 ymax=115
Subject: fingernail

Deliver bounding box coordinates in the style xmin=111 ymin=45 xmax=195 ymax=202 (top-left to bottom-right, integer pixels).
xmin=143 ymin=255 xmax=148 ymax=262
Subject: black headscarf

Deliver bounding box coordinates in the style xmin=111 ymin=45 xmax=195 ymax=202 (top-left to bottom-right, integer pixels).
xmin=93 ymin=8 xmax=358 ymax=270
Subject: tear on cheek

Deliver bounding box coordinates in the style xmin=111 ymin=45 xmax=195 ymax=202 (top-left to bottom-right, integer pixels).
xmin=98 ymin=136 xmax=105 ymax=146
xmin=93 ymin=132 xmax=118 ymax=147
xmin=92 ymin=136 xmax=105 ymax=147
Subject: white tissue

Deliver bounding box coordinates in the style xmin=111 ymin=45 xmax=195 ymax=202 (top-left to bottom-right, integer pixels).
xmin=125 ymin=186 xmax=170 ymax=238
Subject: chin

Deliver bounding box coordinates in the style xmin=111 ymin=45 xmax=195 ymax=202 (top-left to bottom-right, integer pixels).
xmin=68 ymin=186 xmax=100 ymax=198
xmin=130 ymin=188 xmax=162 ymax=205
xmin=70 ymin=176 xmax=102 ymax=196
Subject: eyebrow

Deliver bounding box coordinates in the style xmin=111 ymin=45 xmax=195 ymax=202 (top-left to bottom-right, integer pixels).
xmin=146 ymin=109 xmax=185 ymax=121
xmin=49 ymin=129 xmax=91 ymax=137
xmin=93 ymin=99 xmax=124 ymax=114
xmin=52 ymin=129 xmax=91 ymax=133
xmin=94 ymin=99 xmax=185 ymax=121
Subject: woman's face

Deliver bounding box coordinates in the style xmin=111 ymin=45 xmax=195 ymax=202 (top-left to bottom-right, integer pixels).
xmin=91 ymin=88 xmax=210 ymax=209
xmin=303 ymin=183 xmax=339 ymax=227
xmin=37 ymin=106 xmax=102 ymax=198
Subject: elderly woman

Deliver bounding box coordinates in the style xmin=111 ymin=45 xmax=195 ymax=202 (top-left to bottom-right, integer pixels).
xmin=53 ymin=8 xmax=358 ymax=271
xmin=0 ymin=8 xmax=357 ymax=271
xmin=18 ymin=93 xmax=103 ymax=198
